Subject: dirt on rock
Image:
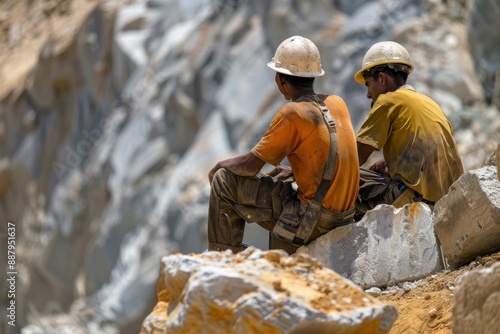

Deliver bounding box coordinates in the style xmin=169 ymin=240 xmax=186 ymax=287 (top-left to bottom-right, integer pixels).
xmin=378 ymin=251 xmax=500 ymax=334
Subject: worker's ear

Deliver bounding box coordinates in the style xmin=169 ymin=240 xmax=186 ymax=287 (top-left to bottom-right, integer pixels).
xmin=377 ymin=72 xmax=387 ymax=84
xmin=278 ymin=73 xmax=285 ymax=86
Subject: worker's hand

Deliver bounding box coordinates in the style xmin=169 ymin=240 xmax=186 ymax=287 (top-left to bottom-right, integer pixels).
xmin=266 ymin=164 xmax=294 ymax=180
xmin=369 ymin=159 xmax=388 ymax=174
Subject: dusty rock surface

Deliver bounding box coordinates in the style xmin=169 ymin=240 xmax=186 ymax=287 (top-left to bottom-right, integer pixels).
xmin=298 ymin=203 xmax=443 ymax=288
xmin=377 ymin=251 xmax=500 ymax=334
xmin=435 ymin=165 xmax=500 ymax=266
xmin=141 ymin=248 xmax=398 ymax=334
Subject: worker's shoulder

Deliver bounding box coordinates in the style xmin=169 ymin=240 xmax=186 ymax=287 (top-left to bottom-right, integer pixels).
xmin=279 ymin=100 xmax=303 ymax=114
xmin=384 ymin=87 xmax=434 ymax=101
xmin=320 ymin=93 xmax=346 ymax=103
xmin=378 ymin=87 xmax=426 ymax=105
xmin=321 ymin=94 xmax=349 ymax=112
xmin=282 ymin=94 xmax=348 ymax=114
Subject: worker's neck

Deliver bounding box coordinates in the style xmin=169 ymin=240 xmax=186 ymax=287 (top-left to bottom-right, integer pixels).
xmin=386 ymin=77 xmax=402 ymax=92
xmin=289 ymin=87 xmax=316 ymax=101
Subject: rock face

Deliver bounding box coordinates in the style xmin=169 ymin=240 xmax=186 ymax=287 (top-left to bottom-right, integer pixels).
xmin=453 ymin=262 xmax=500 ymax=334
xmin=297 ymin=203 xmax=444 ymax=288
xmin=467 ymin=0 xmax=500 ymax=107
xmin=0 ymin=0 xmax=499 ymax=332
xmin=434 ymin=166 xmax=500 ymax=266
xmin=141 ymin=248 xmax=398 ymax=334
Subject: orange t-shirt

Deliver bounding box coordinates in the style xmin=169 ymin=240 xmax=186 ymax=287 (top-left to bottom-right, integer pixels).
xmin=251 ymin=95 xmax=359 ymax=212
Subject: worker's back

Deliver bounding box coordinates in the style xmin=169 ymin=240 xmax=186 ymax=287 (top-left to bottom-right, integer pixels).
xmin=358 ymin=87 xmax=464 ymax=202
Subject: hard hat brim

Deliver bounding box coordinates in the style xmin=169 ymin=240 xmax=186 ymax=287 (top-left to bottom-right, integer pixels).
xmin=267 ymin=62 xmax=325 ymax=78
xmin=354 ymin=59 xmax=414 ymax=84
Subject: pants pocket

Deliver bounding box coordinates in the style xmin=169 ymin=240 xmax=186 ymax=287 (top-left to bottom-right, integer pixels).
xmin=316 ymin=216 xmax=336 ymax=234
xmin=233 ymin=204 xmax=273 ymax=222
xmin=316 ymin=208 xmax=355 ymax=234
xmin=238 ymin=175 xmax=274 ymax=206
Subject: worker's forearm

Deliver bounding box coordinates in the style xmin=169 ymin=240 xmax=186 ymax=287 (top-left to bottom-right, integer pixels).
xmin=357 ymin=141 xmax=376 ymax=166
xmin=223 ymin=159 xmax=259 ymax=177
xmin=208 ymin=152 xmax=265 ymax=183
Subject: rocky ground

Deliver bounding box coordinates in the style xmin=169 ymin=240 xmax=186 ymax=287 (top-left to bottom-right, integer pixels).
xmin=378 ymin=251 xmax=500 ymax=334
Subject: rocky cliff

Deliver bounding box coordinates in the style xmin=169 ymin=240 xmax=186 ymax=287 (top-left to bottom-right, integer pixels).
xmin=0 ymin=0 xmax=499 ymax=333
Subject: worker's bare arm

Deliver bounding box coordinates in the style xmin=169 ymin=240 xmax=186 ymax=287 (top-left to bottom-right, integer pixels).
xmin=208 ymin=152 xmax=265 ymax=184
xmin=357 ymin=141 xmax=377 ymax=166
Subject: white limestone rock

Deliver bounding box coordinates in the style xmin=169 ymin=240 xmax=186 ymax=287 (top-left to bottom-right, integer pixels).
xmin=112 ymin=2 xmax=159 ymax=90
xmin=297 ymin=203 xmax=444 ymax=288
xmin=453 ymin=262 xmax=500 ymax=334
xmin=141 ymin=248 xmax=398 ymax=334
xmin=434 ymin=166 xmax=500 ymax=266
xmin=483 ymin=143 xmax=500 ymax=182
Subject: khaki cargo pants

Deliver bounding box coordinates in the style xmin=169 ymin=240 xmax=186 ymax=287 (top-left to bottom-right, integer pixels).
xmin=208 ymin=168 xmax=353 ymax=254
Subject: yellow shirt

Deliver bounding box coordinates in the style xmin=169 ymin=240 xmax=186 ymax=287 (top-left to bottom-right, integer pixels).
xmin=252 ymin=95 xmax=359 ymax=212
xmin=356 ymin=87 xmax=464 ymax=202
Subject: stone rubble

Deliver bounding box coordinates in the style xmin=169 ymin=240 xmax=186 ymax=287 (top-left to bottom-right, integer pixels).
xmin=141 ymin=248 xmax=398 ymax=334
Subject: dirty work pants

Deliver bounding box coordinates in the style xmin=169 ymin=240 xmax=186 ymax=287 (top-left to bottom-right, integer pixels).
xmin=208 ymin=168 xmax=299 ymax=254
xmin=355 ymin=167 xmax=435 ymax=220
xmin=208 ymin=168 xmax=355 ymax=254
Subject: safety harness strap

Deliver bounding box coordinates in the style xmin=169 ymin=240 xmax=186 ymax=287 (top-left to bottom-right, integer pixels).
xmin=295 ymin=95 xmax=339 ymax=243
xmin=310 ymin=95 xmax=338 ymax=201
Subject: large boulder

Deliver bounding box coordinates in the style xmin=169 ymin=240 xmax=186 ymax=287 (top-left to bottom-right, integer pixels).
xmin=452 ymin=262 xmax=500 ymax=334
xmin=434 ymin=166 xmax=500 ymax=266
xmin=141 ymin=248 xmax=398 ymax=334
xmin=297 ymin=203 xmax=444 ymax=288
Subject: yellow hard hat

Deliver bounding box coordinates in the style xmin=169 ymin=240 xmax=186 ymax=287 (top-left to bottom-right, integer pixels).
xmin=354 ymin=41 xmax=414 ymax=84
xmin=267 ymin=36 xmax=325 ymax=78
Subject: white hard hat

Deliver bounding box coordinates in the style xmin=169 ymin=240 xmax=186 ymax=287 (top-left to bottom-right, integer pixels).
xmin=354 ymin=41 xmax=414 ymax=84
xmin=267 ymin=36 xmax=325 ymax=78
